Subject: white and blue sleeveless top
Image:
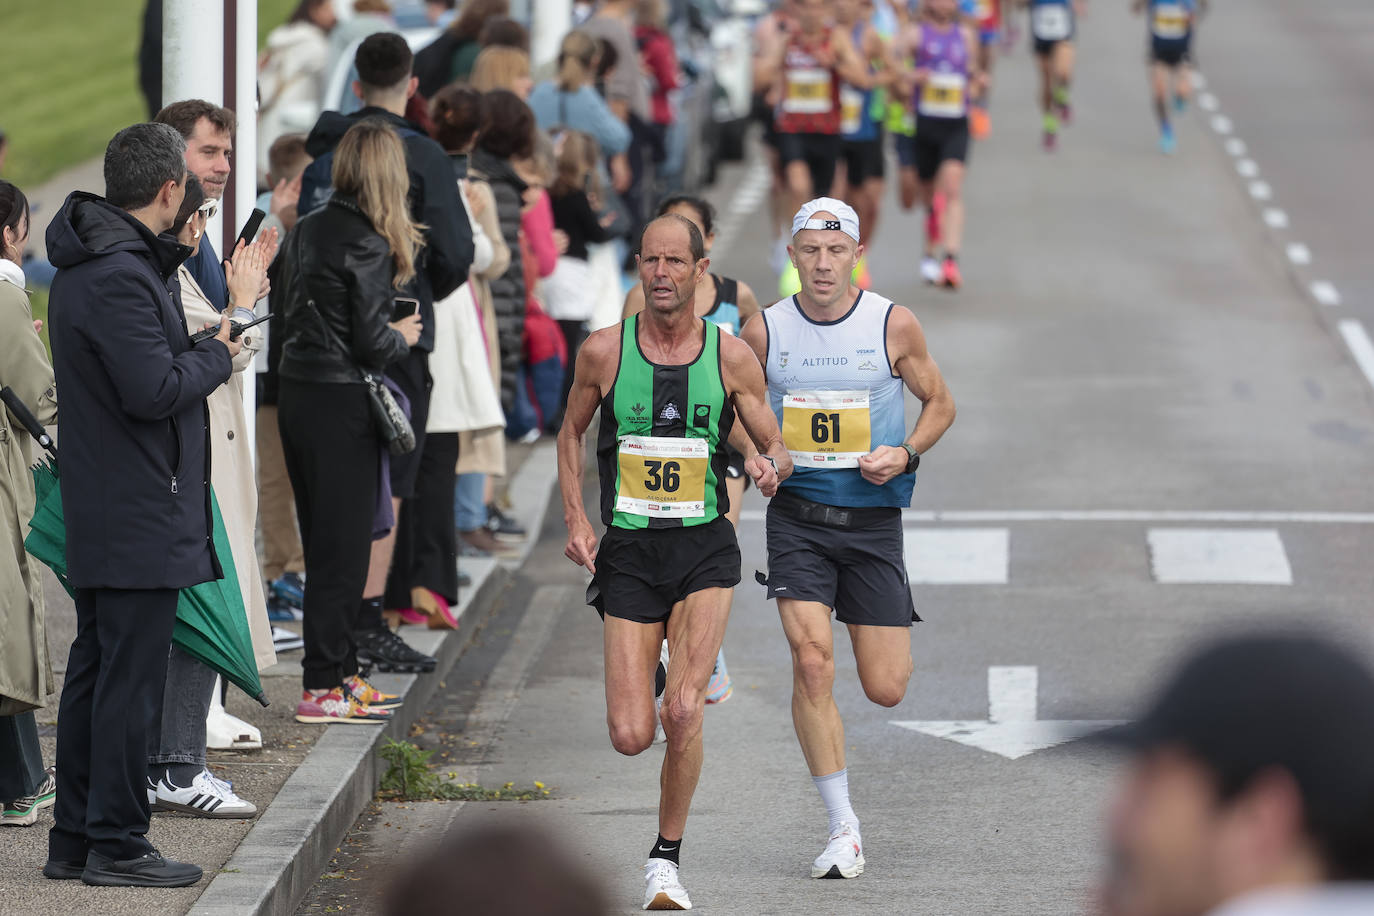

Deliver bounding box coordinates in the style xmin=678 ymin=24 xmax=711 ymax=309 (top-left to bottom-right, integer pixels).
xmin=763 ymin=291 xmax=915 ymax=508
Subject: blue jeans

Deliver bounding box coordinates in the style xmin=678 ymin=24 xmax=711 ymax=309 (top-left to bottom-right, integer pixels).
xmin=455 ymin=472 xmax=487 ymax=532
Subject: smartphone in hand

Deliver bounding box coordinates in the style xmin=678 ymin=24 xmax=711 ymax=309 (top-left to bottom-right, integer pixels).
xmin=392 ymin=297 xmax=420 ymax=321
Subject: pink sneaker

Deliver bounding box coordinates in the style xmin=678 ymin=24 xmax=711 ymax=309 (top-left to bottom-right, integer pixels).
xmin=294 ymin=689 xmax=391 ymax=724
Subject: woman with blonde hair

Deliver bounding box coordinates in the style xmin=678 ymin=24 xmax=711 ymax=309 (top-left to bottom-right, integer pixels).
xmin=276 ymin=119 xmax=426 ymax=724
xmin=470 ymin=45 xmax=534 ymax=100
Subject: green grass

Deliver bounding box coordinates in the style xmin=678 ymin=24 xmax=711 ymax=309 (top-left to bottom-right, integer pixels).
xmin=2 ymin=0 xmax=301 ymax=191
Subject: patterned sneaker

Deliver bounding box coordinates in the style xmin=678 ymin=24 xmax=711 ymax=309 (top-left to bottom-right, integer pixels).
xmin=643 ymin=858 xmax=692 ymax=910
xmin=345 ymin=673 xmax=403 ymax=710
xmin=811 ymin=823 xmax=865 ymax=879
xmin=295 ymin=688 xmax=392 ymax=724
xmin=485 ymin=503 xmax=527 ymax=542
xmin=150 ymin=768 xmax=257 ymax=818
xmin=2 ymin=767 xmax=56 ymax=826
xmin=704 ymin=650 xmax=733 ymax=705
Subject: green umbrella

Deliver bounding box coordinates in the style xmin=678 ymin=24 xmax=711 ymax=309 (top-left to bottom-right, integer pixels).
xmin=22 ymin=446 xmax=268 ymax=708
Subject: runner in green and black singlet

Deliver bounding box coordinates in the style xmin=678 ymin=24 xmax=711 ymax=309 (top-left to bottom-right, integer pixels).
xmin=558 ymin=215 xmax=791 ymax=910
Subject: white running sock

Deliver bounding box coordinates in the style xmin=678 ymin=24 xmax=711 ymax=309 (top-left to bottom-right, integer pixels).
xmin=812 ymin=769 xmax=858 ymax=835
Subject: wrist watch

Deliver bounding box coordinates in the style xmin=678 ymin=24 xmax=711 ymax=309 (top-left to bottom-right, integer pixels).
xmin=901 ymin=444 xmax=920 ymax=473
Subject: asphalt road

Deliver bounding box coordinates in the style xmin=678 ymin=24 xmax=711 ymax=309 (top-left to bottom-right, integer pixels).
xmin=299 ymin=4 xmax=1374 ymax=914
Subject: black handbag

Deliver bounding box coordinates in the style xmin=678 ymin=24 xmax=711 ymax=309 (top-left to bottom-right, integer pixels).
xmin=289 ymin=236 xmax=416 ymax=456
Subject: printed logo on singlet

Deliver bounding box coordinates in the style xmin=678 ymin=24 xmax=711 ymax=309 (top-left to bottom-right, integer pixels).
xmin=801 ymin=356 xmax=849 ymax=367
xmin=660 ymin=403 xmax=682 ymax=421
xmin=692 ymin=404 xmax=712 ymax=428
xmin=778 ymin=351 xmax=790 ymax=369
xmin=858 ymin=359 xmax=879 ymax=372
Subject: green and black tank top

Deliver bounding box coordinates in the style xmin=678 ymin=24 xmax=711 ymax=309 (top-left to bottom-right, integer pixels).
xmin=597 ymin=313 xmax=735 ymax=530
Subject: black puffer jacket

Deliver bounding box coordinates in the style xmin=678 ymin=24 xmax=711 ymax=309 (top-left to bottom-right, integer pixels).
xmin=45 ymin=192 xmax=230 ymax=589
xmin=276 ymin=195 xmax=410 ymax=385
xmin=468 ymin=148 xmax=527 ymax=416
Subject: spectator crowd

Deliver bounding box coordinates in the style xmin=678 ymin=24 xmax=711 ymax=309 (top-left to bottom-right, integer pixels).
xmin=0 ymin=0 xmax=689 ymax=886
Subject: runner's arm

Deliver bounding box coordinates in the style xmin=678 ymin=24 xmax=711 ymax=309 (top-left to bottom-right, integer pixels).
xmin=964 ymin=24 xmax=988 ymax=94
xmin=889 ymin=306 xmax=955 ymax=456
xmin=857 ymin=306 xmax=955 ymax=485
xmin=721 ymin=333 xmax=792 ymax=496
xmin=622 ymin=281 xmax=647 ymax=320
xmin=557 ymin=328 xmax=617 ymax=573
xmin=832 ymin=28 xmax=875 ymax=89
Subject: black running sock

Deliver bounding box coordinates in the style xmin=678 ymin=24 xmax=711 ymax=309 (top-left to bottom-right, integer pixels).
xmin=650 ymin=834 xmax=681 ymax=865
xmin=357 ymin=595 xmax=385 ymax=631
xmin=154 ymin=763 xmax=202 ymax=789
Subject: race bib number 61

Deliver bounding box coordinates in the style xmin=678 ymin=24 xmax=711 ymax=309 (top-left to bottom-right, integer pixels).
xmin=782 ymin=390 xmax=872 ymax=468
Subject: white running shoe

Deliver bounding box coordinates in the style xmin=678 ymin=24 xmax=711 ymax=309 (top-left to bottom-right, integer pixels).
xmin=643 ymin=858 xmax=692 ymax=910
xmin=150 ymin=769 xmax=257 ymax=818
xmin=920 ymin=256 xmax=942 ymax=285
xmin=811 ymin=823 xmax=865 ymax=878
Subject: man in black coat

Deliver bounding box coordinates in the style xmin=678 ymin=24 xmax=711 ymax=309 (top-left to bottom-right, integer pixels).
xmin=299 ymin=31 xmax=475 ymax=672
xmin=43 ymin=122 xmax=243 ymax=888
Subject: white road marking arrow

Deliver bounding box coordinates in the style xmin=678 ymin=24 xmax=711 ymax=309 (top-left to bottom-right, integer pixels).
xmin=891 ymin=667 xmax=1123 ymax=760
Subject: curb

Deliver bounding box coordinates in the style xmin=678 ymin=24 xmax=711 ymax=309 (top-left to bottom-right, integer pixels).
xmin=189 ymin=441 xmax=558 ymax=916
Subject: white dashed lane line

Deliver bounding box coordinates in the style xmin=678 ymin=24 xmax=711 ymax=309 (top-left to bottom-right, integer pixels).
xmin=1193 ymin=71 xmax=1367 ymax=391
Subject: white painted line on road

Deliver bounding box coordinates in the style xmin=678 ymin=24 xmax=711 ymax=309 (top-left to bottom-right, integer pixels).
xmin=891 ymin=667 xmax=1124 ymax=760
xmin=1210 ymin=114 xmax=1233 ymax=134
xmin=1286 ymin=243 xmax=1312 ymax=265
xmin=904 ymin=528 xmax=1009 ymax=584
xmin=1262 ymin=208 xmax=1289 ymax=229
xmin=741 ymin=509 xmax=1374 ymax=524
xmin=1198 ymin=93 xmax=1218 ymax=111
xmin=1338 ymin=320 xmax=1374 ymax=392
xmin=989 ymin=666 xmax=1037 ymax=722
xmin=1236 ymin=159 xmax=1259 ymax=178
xmin=1147 ymin=529 xmax=1293 ymax=585
xmin=1248 ymin=181 xmax=1272 ymax=200
xmin=1223 ymin=138 xmax=1247 ymax=157
xmin=1311 ymin=281 xmax=1342 ymax=306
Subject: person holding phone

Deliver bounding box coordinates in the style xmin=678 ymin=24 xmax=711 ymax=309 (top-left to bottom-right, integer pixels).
xmin=142 ymin=176 xmax=278 ymax=819
xmin=276 ymin=119 xmax=427 ymax=724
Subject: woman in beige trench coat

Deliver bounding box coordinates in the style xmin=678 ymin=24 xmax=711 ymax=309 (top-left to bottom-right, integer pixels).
xmin=0 ymin=180 xmax=59 ymax=824
xmin=145 ymin=178 xmax=277 ymax=818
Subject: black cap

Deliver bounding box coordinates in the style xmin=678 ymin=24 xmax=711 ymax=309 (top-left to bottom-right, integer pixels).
xmin=1098 ymin=633 xmax=1374 ymax=864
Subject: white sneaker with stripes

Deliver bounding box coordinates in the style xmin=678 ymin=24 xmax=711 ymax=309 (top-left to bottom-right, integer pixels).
xmin=150 ymin=769 xmax=257 ymax=818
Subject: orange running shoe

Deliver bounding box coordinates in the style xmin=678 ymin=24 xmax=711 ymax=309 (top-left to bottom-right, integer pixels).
xmin=941 ymin=257 xmax=963 ymax=290
xmin=970 ymin=106 xmax=991 ymax=140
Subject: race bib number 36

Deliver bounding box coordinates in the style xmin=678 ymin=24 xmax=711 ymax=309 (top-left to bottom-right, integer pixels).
xmin=616 ymin=436 xmax=709 ymax=518
xmin=782 ymin=390 xmax=872 ymax=468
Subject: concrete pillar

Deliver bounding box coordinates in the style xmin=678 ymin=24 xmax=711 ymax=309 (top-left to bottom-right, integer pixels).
xmin=530 ymin=0 xmax=573 ymax=71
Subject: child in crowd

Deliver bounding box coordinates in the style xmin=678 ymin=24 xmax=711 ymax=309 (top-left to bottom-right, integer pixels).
xmin=544 ymin=129 xmax=617 ymax=422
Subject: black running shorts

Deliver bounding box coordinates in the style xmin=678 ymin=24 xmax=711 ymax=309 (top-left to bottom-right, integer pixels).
xmin=1150 ymin=37 xmax=1192 ymax=67
xmin=912 ymin=115 xmax=970 ymax=183
xmin=588 ymin=517 xmax=742 ymax=624
xmin=841 ymin=137 xmax=886 ymax=185
xmin=776 ymin=132 xmax=843 ymax=197
xmin=762 ymin=498 xmax=919 ymax=627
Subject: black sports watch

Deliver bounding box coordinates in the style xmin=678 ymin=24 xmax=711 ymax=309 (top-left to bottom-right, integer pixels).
xmin=901 ymin=444 xmax=920 ymax=473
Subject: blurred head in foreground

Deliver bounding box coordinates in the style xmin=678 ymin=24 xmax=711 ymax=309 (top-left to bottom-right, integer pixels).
xmin=1097 ymin=632 xmax=1374 ymax=916
xmin=382 ymin=822 xmax=609 ymax=915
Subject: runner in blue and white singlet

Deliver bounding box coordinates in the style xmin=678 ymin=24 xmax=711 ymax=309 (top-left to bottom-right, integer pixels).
xmin=741 ymin=197 xmax=955 ymax=883
xmin=1134 ymin=0 xmax=1205 ymax=154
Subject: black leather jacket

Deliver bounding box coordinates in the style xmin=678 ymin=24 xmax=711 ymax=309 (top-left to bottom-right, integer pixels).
xmin=277 ymin=195 xmax=409 ymax=384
